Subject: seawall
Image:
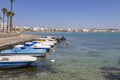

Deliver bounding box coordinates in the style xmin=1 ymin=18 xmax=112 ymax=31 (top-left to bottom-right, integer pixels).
xmin=0 ymin=34 xmax=39 ymax=51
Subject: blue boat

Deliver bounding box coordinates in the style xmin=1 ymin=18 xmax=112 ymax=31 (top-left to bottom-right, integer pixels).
xmin=0 ymin=46 xmax=47 ymax=57
xmin=0 ymin=55 xmax=37 ymax=69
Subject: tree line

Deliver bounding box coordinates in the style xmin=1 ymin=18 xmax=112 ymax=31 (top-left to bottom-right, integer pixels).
xmin=0 ymin=0 xmax=15 ymax=33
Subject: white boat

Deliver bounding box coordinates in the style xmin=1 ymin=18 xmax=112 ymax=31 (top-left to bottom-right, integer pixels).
xmin=44 ymin=40 xmax=57 ymax=45
xmin=35 ymin=37 xmax=57 ymax=45
xmin=14 ymin=45 xmax=24 ymax=48
xmin=47 ymin=36 xmax=66 ymax=42
xmin=31 ymin=43 xmax=51 ymax=51
xmin=40 ymin=42 xmax=54 ymax=47
xmin=0 ymin=55 xmax=37 ymax=69
xmin=32 ymin=41 xmax=51 ymax=48
xmin=35 ymin=38 xmax=46 ymax=42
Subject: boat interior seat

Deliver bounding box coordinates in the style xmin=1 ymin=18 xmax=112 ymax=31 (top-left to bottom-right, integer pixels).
xmin=12 ymin=47 xmax=21 ymax=52
xmin=0 ymin=57 xmax=9 ymax=61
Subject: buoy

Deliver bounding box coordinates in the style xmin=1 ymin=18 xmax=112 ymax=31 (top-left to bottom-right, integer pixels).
xmin=53 ymin=50 xmax=55 ymax=52
xmin=66 ymin=41 xmax=69 ymax=45
xmin=50 ymin=59 xmax=55 ymax=64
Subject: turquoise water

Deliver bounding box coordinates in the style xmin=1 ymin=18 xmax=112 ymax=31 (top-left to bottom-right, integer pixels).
xmin=1 ymin=32 xmax=120 ymax=80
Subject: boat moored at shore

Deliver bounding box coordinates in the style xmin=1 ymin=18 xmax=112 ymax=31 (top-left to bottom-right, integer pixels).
xmin=0 ymin=46 xmax=47 ymax=57
xmin=0 ymin=55 xmax=37 ymax=69
xmin=0 ymin=36 xmax=66 ymax=57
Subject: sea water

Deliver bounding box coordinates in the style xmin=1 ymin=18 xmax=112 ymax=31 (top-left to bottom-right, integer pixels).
xmin=0 ymin=32 xmax=120 ymax=80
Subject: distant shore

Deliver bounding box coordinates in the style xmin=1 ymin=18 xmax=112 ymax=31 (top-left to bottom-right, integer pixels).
xmin=0 ymin=33 xmax=39 ymax=50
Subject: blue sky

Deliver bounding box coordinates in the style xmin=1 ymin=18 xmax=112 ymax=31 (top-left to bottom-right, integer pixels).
xmin=0 ymin=0 xmax=120 ymax=28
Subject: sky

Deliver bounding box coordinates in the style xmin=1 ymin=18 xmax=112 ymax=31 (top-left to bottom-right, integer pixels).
xmin=0 ymin=0 xmax=120 ymax=28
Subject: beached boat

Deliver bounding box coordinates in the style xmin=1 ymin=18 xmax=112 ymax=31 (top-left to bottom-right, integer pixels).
xmin=31 ymin=41 xmax=51 ymax=52
xmin=0 ymin=45 xmax=47 ymax=57
xmin=22 ymin=41 xmax=51 ymax=52
xmin=0 ymin=55 xmax=37 ymax=69
xmin=35 ymin=37 xmax=57 ymax=46
xmin=46 ymin=36 xmax=66 ymax=42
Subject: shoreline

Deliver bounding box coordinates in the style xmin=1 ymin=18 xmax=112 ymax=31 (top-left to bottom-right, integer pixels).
xmin=0 ymin=34 xmax=39 ymax=51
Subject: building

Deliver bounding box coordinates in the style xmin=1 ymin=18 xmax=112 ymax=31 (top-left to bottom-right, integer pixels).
xmin=0 ymin=22 xmax=7 ymax=32
xmin=82 ymin=29 xmax=90 ymax=32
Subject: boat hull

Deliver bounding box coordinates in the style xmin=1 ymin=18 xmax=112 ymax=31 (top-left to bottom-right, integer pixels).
xmin=32 ymin=48 xmax=50 ymax=52
xmin=0 ymin=61 xmax=33 ymax=69
xmin=0 ymin=48 xmax=47 ymax=57
xmin=0 ymin=53 xmax=46 ymax=57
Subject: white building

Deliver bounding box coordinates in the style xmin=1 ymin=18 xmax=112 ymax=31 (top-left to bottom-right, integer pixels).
xmin=0 ymin=23 xmax=2 ymax=30
xmin=82 ymin=29 xmax=90 ymax=32
xmin=32 ymin=27 xmax=39 ymax=31
xmin=0 ymin=22 xmax=7 ymax=31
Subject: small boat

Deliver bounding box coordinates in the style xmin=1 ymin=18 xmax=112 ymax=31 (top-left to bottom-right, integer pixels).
xmin=0 ymin=55 xmax=37 ymax=69
xmin=40 ymin=42 xmax=54 ymax=47
xmin=35 ymin=38 xmax=46 ymax=42
xmin=23 ymin=41 xmax=51 ymax=52
xmin=31 ymin=42 xmax=51 ymax=52
xmin=0 ymin=46 xmax=47 ymax=57
xmin=46 ymin=36 xmax=66 ymax=42
xmin=35 ymin=37 xmax=57 ymax=46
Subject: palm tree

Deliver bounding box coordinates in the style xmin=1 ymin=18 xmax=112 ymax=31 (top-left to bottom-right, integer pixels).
xmin=2 ymin=8 xmax=7 ymax=32
xmin=10 ymin=0 xmax=15 ymax=11
xmin=0 ymin=16 xmax=2 ymax=20
xmin=6 ymin=11 xmax=11 ymax=32
xmin=6 ymin=11 xmax=15 ymax=32
xmin=10 ymin=0 xmax=15 ymax=32
xmin=0 ymin=16 xmax=2 ymax=32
